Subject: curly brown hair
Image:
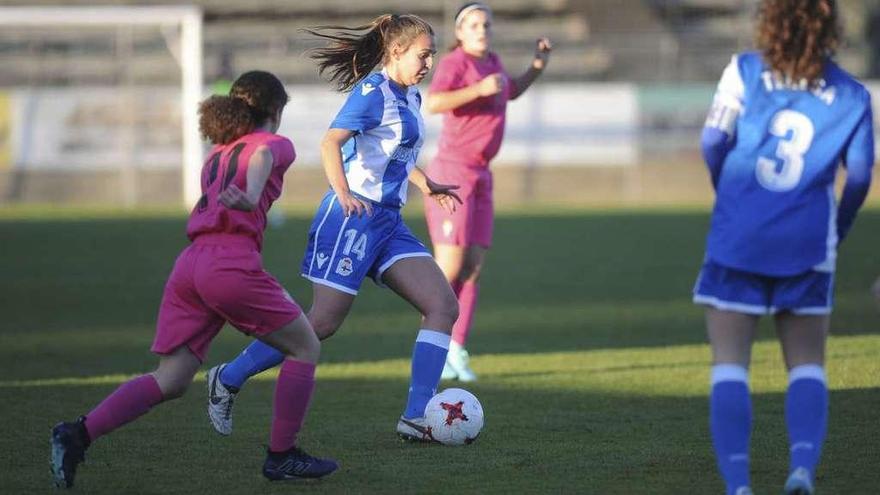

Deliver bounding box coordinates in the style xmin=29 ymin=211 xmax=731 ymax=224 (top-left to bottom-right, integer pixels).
xmin=199 ymin=70 xmax=289 ymax=144
xmin=305 ymin=14 xmax=434 ymax=92
xmin=755 ymin=0 xmax=841 ymax=87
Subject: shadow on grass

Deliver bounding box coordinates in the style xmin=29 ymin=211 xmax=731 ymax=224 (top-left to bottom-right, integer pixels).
xmin=2 ymin=211 xmax=878 ymax=372
xmin=4 ymin=376 xmax=877 ymax=495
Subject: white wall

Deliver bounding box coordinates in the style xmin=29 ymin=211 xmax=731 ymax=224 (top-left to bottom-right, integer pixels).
xmin=3 ymin=83 xmax=640 ymax=171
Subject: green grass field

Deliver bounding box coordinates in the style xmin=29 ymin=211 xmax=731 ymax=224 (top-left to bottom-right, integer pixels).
xmin=1 ymin=207 xmax=878 ymax=494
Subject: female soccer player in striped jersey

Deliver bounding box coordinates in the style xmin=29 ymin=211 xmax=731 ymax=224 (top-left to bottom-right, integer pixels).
xmin=206 ymin=14 xmax=463 ymax=442
xmin=50 ymin=71 xmax=338 ymax=488
xmin=694 ymin=1 xmax=873 ymax=494
xmin=424 ymin=2 xmax=551 ymax=381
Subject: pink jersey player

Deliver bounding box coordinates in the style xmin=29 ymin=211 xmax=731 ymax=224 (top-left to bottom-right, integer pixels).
xmin=155 ymin=129 xmax=297 ymax=355
xmin=185 ymin=130 xmax=294 ymax=252
xmin=49 ymin=71 xmax=338 ymax=490
xmin=423 ymin=2 xmax=552 ymax=381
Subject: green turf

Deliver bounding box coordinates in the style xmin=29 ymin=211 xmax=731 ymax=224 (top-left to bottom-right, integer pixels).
xmin=1 ymin=208 xmax=878 ymax=494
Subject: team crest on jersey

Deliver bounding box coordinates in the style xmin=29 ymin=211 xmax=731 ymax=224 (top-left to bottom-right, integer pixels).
xmin=442 ymin=220 xmax=454 ymax=238
xmin=336 ymin=257 xmax=354 ymax=277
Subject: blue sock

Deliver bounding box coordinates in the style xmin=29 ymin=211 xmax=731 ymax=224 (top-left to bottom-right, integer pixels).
xmin=219 ymin=340 xmax=285 ymax=390
xmin=710 ymin=364 xmax=751 ymax=495
xmin=785 ymin=364 xmax=828 ymax=480
xmin=403 ymin=329 xmax=450 ymax=419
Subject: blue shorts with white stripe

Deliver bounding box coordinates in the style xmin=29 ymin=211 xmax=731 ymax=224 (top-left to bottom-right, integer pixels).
xmin=693 ymin=259 xmax=834 ymax=315
xmin=301 ymin=191 xmax=431 ymax=295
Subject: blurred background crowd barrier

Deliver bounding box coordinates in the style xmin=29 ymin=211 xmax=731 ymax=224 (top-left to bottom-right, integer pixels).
xmin=1 ymin=0 xmax=879 ymax=208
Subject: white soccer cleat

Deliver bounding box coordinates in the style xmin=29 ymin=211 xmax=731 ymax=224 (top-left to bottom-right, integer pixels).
xmin=440 ymin=360 xmax=457 ymax=380
xmin=733 ymin=487 xmax=754 ymax=495
xmin=206 ymin=364 xmax=237 ymax=436
xmin=783 ymin=467 xmax=815 ymax=495
xmin=396 ymin=416 xmax=436 ymax=443
xmin=446 ymin=343 xmax=477 ymax=382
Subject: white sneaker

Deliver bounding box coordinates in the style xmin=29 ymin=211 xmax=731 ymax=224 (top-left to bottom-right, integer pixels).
xmin=734 ymin=487 xmax=754 ymax=495
xmin=396 ymin=416 xmax=436 ymax=443
xmin=206 ymin=364 xmax=237 ymax=436
xmin=783 ymin=467 xmax=815 ymax=495
xmin=446 ymin=343 xmax=477 ymax=382
xmin=441 ymin=360 xmax=457 ymax=380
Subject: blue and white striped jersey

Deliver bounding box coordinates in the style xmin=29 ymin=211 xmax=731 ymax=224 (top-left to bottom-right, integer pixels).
xmin=330 ymin=70 xmax=425 ymax=208
xmin=703 ymin=51 xmax=874 ymax=276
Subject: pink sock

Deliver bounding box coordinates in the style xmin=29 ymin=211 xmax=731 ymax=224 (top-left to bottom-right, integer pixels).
xmin=269 ymin=359 xmax=316 ymax=452
xmin=84 ymin=374 xmax=164 ymax=441
xmin=451 ymin=281 xmax=479 ymax=346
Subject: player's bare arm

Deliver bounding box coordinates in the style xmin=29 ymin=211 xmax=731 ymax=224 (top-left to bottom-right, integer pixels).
xmin=426 ymin=74 xmax=505 ymax=114
xmin=321 ymin=128 xmax=372 ymax=217
xmin=218 ymin=145 xmax=273 ymax=211
xmin=409 ymin=166 xmax=462 ymax=214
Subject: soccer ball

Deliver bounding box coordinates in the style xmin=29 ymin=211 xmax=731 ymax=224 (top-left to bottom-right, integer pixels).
xmin=424 ymin=388 xmax=484 ymax=445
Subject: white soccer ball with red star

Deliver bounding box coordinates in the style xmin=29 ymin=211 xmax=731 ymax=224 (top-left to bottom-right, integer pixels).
xmin=424 ymin=388 xmax=483 ymax=445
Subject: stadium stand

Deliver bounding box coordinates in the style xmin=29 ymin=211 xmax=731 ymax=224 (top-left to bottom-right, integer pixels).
xmin=0 ymin=0 xmax=876 ymax=207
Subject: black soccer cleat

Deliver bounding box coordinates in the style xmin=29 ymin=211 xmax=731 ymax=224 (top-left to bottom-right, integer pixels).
xmin=50 ymin=416 xmax=90 ymax=489
xmin=262 ymin=446 xmax=339 ymax=481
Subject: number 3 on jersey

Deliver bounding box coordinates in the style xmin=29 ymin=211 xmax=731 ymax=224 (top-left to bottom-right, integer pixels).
xmin=755 ymin=110 xmax=815 ymax=192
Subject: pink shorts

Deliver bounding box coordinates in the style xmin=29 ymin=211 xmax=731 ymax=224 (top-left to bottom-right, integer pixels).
xmin=151 ymin=234 xmax=302 ymax=362
xmin=425 ymin=161 xmax=493 ymax=248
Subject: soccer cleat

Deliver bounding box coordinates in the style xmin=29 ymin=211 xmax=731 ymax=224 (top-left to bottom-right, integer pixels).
xmin=396 ymin=416 xmax=437 ymax=443
xmin=50 ymin=417 xmax=90 ymax=489
xmin=733 ymin=487 xmax=754 ymax=495
xmin=262 ymin=446 xmax=339 ymax=481
xmin=206 ymin=364 xmax=237 ymax=436
xmin=445 ymin=345 xmax=477 ymax=382
xmin=783 ymin=467 xmax=815 ymax=495
xmin=440 ymin=360 xmax=457 ymax=380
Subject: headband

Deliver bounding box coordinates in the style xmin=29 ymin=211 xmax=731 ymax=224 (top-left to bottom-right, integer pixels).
xmin=455 ymin=2 xmax=491 ymax=26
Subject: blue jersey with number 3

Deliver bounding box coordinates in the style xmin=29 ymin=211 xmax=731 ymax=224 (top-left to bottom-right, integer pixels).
xmin=704 ymin=51 xmax=873 ymax=276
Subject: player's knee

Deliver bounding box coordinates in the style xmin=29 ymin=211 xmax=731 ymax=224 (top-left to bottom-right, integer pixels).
xmin=448 ymin=299 xmax=461 ymax=325
xmin=159 ymin=378 xmax=191 ymax=400
xmin=269 ymin=337 xmax=292 ymax=356
xmin=433 ymin=291 xmax=459 ymax=327
xmin=152 ymin=363 xmax=195 ymax=400
xmin=311 ymin=315 xmax=342 ymax=341
xmin=299 ymin=330 xmax=321 ymax=361
xmin=276 ymin=332 xmax=321 ymax=362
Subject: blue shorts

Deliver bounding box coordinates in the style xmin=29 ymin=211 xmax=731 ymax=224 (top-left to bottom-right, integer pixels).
xmin=301 ymin=191 xmax=432 ymax=295
xmin=692 ymin=259 xmax=834 ymax=315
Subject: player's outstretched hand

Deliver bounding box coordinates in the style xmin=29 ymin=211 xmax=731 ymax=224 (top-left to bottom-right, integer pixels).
xmin=426 ymin=179 xmax=462 ymax=214
xmin=219 ymin=184 xmax=255 ymax=211
xmin=533 ymin=37 xmax=552 ymax=70
xmin=339 ymin=191 xmax=373 ymax=218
